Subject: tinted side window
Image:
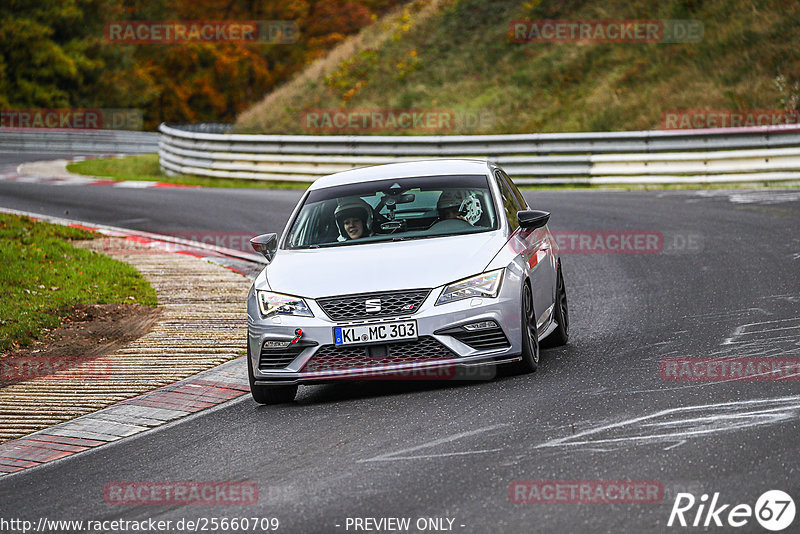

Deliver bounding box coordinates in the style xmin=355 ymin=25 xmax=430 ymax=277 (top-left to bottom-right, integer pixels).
xmin=494 ymin=171 xmax=519 ymax=230
xmin=501 ymin=170 xmax=528 ymax=210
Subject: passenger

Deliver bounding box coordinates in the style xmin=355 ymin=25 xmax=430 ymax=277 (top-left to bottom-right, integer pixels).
xmin=436 ymin=190 xmax=468 ymax=221
xmin=334 ymin=197 xmax=374 ymax=240
xmin=436 ymin=189 xmax=481 ymax=223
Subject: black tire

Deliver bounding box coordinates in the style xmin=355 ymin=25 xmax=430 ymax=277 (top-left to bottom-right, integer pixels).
xmin=509 ymin=282 xmax=539 ymax=374
xmin=543 ymin=262 xmax=569 ymax=347
xmin=247 ymin=342 xmax=298 ymax=404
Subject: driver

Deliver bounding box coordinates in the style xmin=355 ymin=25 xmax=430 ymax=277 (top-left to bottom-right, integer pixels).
xmin=334 ymin=197 xmax=374 ymax=240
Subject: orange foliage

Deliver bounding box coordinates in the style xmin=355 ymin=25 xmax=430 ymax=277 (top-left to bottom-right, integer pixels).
xmin=103 ymin=0 xmax=403 ymax=127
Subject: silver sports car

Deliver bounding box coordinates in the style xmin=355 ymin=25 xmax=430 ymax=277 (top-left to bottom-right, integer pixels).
xmin=246 ymin=159 xmax=569 ymax=403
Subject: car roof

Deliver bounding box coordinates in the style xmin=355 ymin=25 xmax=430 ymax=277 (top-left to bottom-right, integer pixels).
xmin=308 ymin=159 xmax=494 ymax=190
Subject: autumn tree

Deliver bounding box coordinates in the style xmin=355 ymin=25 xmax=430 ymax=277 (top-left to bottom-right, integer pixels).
xmin=0 ymin=0 xmax=406 ymax=128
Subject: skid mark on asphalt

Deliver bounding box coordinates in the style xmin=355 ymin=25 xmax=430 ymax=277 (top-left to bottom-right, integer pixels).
xmin=722 ymin=317 xmax=800 ymax=345
xmin=358 ymin=424 xmax=509 ymax=462
xmin=626 ymin=300 xmax=800 ymax=395
xmin=534 ymin=395 xmax=800 ymax=452
xmin=682 ymin=307 xmax=771 ymax=323
xmin=711 ymin=313 xmax=800 ymax=361
xmin=764 ymin=294 xmax=800 ymax=303
xmin=677 ymin=306 xmax=784 ymax=358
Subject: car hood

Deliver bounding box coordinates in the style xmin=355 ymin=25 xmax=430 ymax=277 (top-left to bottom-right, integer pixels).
xmin=264 ymin=232 xmax=505 ymax=298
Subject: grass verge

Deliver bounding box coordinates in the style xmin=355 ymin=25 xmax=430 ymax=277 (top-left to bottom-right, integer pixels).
xmin=67 ymin=154 xmax=800 ymax=191
xmin=0 ymin=213 xmax=157 ymax=352
xmin=66 ymin=155 xmax=312 ymax=189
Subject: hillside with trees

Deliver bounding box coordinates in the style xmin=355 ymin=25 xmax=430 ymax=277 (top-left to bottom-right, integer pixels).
xmin=0 ymin=0 xmax=403 ymax=129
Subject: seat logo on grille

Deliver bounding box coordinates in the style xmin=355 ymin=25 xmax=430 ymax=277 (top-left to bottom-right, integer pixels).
xmin=365 ymin=298 xmax=382 ymax=313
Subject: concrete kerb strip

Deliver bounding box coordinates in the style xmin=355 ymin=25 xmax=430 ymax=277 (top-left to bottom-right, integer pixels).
xmin=3 ymin=157 xmax=194 ymax=188
xmin=0 ymin=358 xmax=249 ymax=474
xmin=0 ymin=208 xmax=266 ymax=475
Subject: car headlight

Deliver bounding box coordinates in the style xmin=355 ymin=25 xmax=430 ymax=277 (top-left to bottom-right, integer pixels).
xmin=256 ymin=290 xmax=314 ymax=318
xmin=436 ymin=269 xmax=504 ymax=306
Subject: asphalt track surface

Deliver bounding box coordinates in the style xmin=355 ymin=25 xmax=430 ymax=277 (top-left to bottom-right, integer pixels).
xmin=1 ymin=153 xmax=799 ymax=533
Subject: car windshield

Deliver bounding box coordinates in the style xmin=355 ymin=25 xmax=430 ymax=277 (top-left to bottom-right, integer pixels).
xmin=285 ymin=174 xmax=498 ymax=249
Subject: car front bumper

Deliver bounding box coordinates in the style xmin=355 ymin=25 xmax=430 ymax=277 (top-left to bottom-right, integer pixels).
xmin=247 ymin=271 xmax=525 ymax=384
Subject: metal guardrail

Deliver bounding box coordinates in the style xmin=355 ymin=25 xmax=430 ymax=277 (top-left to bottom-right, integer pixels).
xmin=0 ymin=129 xmax=159 ymax=154
xmin=155 ymin=122 xmax=800 ymax=184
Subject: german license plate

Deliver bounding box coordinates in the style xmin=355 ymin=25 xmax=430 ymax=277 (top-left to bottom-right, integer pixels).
xmin=334 ymin=320 xmax=417 ymax=346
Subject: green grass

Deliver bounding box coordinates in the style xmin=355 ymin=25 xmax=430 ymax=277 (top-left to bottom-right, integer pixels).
xmin=0 ymin=214 xmax=157 ymax=352
xmin=236 ymin=0 xmax=800 ymax=135
xmin=66 ymin=155 xmax=312 ymax=189
xmin=67 ymin=154 xmax=164 ymax=182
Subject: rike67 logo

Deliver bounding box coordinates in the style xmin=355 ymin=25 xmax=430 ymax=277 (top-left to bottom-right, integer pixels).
xmin=668 ymin=490 xmax=795 ymax=531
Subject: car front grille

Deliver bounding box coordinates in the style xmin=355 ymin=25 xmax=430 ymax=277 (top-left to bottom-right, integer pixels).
xmin=449 ymin=326 xmax=510 ymax=350
xmin=301 ymin=336 xmax=456 ymax=373
xmin=259 ymin=344 xmax=306 ymax=370
xmin=317 ymin=289 xmax=430 ymax=321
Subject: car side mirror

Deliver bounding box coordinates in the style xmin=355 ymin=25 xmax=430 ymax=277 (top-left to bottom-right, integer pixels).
xmin=250 ymin=233 xmax=278 ymax=262
xmin=517 ymin=210 xmax=550 ymax=230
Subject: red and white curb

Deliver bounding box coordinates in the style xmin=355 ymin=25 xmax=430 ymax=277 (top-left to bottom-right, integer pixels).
xmin=0 ymin=358 xmax=249 ymax=475
xmin=1 ymin=155 xmax=195 ymax=188
xmin=0 ymin=208 xmax=267 ymax=476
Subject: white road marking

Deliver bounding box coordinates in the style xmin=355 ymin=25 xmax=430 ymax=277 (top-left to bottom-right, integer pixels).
xmin=359 ymin=424 xmax=509 ymax=463
xmin=534 ymin=395 xmax=800 ymax=450
xmin=364 ymin=449 xmax=505 ymax=461
xmin=663 ymin=440 xmax=686 ymax=451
